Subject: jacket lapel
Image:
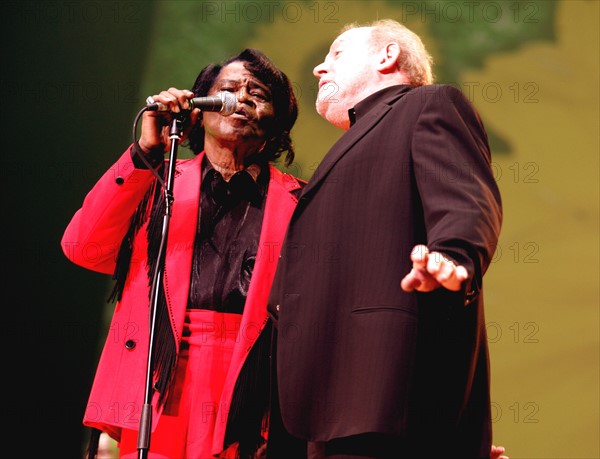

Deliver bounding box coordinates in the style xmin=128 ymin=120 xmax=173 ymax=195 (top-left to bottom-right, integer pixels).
xmin=163 ymin=152 xmax=204 ymax=343
xmin=213 ymin=165 xmax=301 ymax=451
xmin=237 ymin=165 xmax=300 ymax=334
xmin=301 ymin=87 xmax=412 ymax=199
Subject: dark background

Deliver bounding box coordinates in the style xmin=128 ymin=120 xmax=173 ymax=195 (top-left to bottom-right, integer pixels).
xmin=2 ymin=2 xmax=155 ymax=456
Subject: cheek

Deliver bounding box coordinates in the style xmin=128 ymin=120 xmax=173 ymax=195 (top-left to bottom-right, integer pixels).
xmin=201 ymin=112 xmax=218 ymax=126
xmin=257 ymin=104 xmax=275 ymax=119
xmin=256 ymin=106 xmax=276 ymax=128
xmin=201 ymin=113 xmax=232 ymax=136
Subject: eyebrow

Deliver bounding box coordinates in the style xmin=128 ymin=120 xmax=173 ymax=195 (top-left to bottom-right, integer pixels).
xmin=328 ymin=40 xmax=343 ymax=55
xmin=218 ymin=78 xmax=271 ymax=94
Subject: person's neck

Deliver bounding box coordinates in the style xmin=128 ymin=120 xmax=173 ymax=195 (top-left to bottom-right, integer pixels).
xmin=359 ymin=77 xmax=410 ymax=102
xmin=204 ymin=140 xmax=261 ymax=181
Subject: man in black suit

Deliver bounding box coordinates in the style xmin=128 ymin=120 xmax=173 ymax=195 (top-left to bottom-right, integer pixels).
xmin=267 ymin=19 xmax=504 ymax=459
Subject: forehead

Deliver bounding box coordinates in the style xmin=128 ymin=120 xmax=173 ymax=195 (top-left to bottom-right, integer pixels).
xmin=331 ymin=27 xmax=373 ymax=50
xmin=216 ymin=61 xmax=260 ymax=83
xmin=212 ymin=60 xmax=272 ymax=94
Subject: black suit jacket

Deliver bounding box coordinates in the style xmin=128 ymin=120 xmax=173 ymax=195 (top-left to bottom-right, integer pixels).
xmin=269 ymin=84 xmax=502 ymax=458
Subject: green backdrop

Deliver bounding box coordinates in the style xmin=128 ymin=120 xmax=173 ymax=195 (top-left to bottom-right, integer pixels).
xmin=3 ymin=1 xmax=597 ymax=457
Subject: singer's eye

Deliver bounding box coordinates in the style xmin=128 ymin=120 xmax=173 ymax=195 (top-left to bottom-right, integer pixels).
xmin=250 ymin=90 xmax=268 ymax=101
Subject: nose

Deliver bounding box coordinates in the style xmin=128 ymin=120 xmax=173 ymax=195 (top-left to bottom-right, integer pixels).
xmin=313 ymin=61 xmax=327 ymax=79
xmin=236 ymin=85 xmax=249 ymax=103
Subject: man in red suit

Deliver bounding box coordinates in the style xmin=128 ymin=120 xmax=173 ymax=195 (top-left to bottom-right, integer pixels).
xmin=62 ymin=48 xmax=303 ymax=459
xmin=268 ymin=19 xmax=504 ymax=459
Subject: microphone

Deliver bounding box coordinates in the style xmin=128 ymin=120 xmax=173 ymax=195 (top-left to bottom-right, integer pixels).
xmin=146 ymin=91 xmax=237 ymax=116
xmin=190 ymin=92 xmax=237 ymax=115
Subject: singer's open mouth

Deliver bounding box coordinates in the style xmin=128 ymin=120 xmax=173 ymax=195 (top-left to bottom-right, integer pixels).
xmin=231 ymin=109 xmax=251 ymax=120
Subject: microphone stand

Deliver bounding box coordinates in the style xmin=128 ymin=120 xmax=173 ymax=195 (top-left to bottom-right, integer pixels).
xmin=137 ymin=113 xmax=185 ymax=459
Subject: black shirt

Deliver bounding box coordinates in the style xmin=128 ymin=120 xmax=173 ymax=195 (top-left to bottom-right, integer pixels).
xmin=187 ymin=157 xmax=268 ymax=314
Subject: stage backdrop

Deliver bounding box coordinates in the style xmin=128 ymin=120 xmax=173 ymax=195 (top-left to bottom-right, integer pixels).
xmin=2 ymin=1 xmax=597 ymax=458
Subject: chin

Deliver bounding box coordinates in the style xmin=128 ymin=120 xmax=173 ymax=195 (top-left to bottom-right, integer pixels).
xmin=315 ymin=101 xmax=326 ymax=117
xmin=318 ymin=106 xmax=349 ymax=131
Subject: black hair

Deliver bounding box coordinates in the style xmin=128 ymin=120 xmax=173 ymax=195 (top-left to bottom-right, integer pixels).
xmin=186 ymin=48 xmax=298 ymax=166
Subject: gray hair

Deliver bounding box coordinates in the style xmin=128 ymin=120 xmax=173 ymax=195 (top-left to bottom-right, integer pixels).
xmin=341 ymin=19 xmax=434 ymax=86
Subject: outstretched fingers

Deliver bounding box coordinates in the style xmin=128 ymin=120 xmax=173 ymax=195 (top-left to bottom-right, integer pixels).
xmin=401 ymin=245 xmax=468 ymax=293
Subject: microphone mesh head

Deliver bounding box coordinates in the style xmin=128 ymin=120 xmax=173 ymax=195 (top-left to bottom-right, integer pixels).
xmin=219 ymin=92 xmax=237 ymax=116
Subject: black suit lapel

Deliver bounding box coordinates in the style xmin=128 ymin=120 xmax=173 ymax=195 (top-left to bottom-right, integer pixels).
xmin=301 ymin=103 xmax=391 ymax=199
xmin=301 ymin=87 xmax=412 ymax=199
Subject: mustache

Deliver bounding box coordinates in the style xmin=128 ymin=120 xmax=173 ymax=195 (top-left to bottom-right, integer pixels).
xmin=234 ymin=105 xmax=253 ymax=119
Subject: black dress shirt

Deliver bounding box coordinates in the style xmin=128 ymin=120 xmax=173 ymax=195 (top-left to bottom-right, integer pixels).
xmin=188 ymin=157 xmax=268 ymax=314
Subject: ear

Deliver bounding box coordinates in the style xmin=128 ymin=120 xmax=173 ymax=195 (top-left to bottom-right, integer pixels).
xmin=375 ymin=42 xmax=400 ymax=74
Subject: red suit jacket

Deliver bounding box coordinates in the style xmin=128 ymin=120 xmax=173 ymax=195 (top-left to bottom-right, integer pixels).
xmin=61 ymin=146 xmax=302 ymax=455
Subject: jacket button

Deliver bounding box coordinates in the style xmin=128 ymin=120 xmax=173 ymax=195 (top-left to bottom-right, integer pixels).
xmin=276 ymin=304 xmax=280 ymax=312
xmin=125 ymin=339 xmax=136 ymax=350
xmin=115 ymin=176 xmax=125 ymax=185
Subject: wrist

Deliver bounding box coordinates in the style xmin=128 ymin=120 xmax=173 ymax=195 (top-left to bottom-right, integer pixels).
xmin=131 ymin=142 xmax=164 ymax=169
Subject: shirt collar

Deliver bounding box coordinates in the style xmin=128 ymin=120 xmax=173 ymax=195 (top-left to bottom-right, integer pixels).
xmin=201 ymin=155 xmax=267 ymax=205
xmin=348 ymin=84 xmax=413 ymax=127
